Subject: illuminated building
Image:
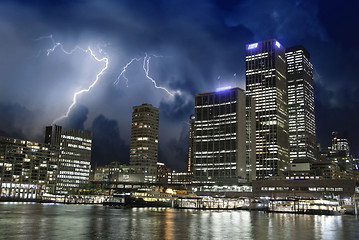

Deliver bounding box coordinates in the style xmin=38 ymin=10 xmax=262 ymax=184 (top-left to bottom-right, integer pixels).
xmin=253 ymin=179 xmax=355 ymax=199
xmin=246 ymin=96 xmax=256 ymax=181
xmin=315 ymin=134 xmax=353 ymax=180
xmin=171 ymin=171 xmax=192 ymax=185
xmin=285 ymin=45 xmax=316 ymax=164
xmin=45 ymin=125 xmax=92 ymax=194
xmin=0 ymin=136 xmax=58 ymax=199
xmin=130 ymin=103 xmax=159 ymax=182
xmin=332 ymin=131 xmax=350 ymax=153
xmin=311 ymin=161 xmax=340 ymax=179
xmin=91 ymin=161 xmax=123 ymax=182
xmin=329 ymin=132 xmax=353 ymax=179
xmin=353 ymin=157 xmax=359 ymax=181
xmin=192 ymin=87 xmax=255 ymax=184
xmin=188 ymin=114 xmax=195 ymax=172
xmin=245 ymin=39 xmax=289 ymax=179
xmin=157 ymin=162 xmax=171 ymax=184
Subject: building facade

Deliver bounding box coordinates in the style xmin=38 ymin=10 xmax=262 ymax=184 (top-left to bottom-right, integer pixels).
xmin=0 ymin=137 xmax=58 ymax=199
xmin=285 ymin=46 xmax=316 ymax=164
xmin=130 ymin=104 xmax=159 ymax=182
xmin=192 ymin=87 xmax=255 ymax=184
xmin=252 ymin=179 xmax=356 ymax=199
xmin=245 ymin=39 xmax=289 ymax=179
xmin=45 ymin=125 xmax=92 ymax=194
xmin=330 ymin=132 xmax=353 ymax=179
xmin=188 ymin=114 xmax=195 ymax=172
xmin=246 ymin=96 xmax=256 ymax=181
xmin=157 ymin=162 xmax=171 ymax=184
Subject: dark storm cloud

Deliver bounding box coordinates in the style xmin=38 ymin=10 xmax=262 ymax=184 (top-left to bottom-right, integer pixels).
xmin=1 ymin=0 xmax=359 ymax=168
xmin=318 ymin=0 xmax=359 ymax=47
xmin=57 ymin=105 xmax=89 ymax=130
xmin=159 ymin=124 xmax=189 ymax=171
xmin=0 ymin=103 xmax=40 ymax=140
xmin=91 ymin=115 xmax=129 ymax=166
xmin=159 ymin=94 xmax=193 ymax=122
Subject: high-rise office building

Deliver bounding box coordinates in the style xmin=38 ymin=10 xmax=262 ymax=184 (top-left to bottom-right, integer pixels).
xmin=130 ymin=103 xmax=159 ymax=182
xmin=285 ymin=45 xmax=316 ymax=164
xmin=246 ymin=96 xmax=256 ymax=181
xmin=330 ymin=132 xmax=353 ymax=179
xmin=331 ymin=132 xmax=349 ymax=154
xmin=188 ymin=114 xmax=195 ymax=172
xmin=0 ymin=136 xmax=59 ymax=199
xmin=245 ymin=39 xmax=289 ymax=179
xmin=45 ymin=125 xmax=92 ymax=194
xmin=192 ymin=87 xmax=255 ymax=184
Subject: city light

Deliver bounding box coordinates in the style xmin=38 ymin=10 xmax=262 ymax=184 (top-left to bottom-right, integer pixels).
xmin=216 ymin=86 xmax=232 ymax=92
xmin=247 ymin=43 xmax=258 ymax=50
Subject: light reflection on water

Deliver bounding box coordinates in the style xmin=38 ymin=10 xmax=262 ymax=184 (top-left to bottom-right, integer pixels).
xmin=0 ymin=202 xmax=358 ymax=240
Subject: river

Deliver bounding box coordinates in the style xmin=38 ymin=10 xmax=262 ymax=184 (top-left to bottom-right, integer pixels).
xmin=0 ymin=202 xmax=358 ymax=239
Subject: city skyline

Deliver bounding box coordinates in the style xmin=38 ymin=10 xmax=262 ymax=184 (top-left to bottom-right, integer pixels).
xmin=0 ymin=0 xmax=359 ymax=171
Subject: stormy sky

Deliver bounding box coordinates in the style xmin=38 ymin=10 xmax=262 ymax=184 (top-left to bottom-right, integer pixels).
xmin=0 ymin=0 xmax=359 ymax=170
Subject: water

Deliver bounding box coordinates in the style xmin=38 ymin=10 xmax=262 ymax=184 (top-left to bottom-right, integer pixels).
xmin=0 ymin=203 xmax=358 ymax=240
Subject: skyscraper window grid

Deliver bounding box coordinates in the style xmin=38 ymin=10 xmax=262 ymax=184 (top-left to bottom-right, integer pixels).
xmin=285 ymin=46 xmax=316 ymax=164
xmin=245 ymin=39 xmax=289 ymax=179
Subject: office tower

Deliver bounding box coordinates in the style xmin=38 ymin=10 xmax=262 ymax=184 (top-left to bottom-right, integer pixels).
xmin=246 ymin=96 xmax=256 ymax=181
xmin=331 ymin=132 xmax=349 ymax=154
xmin=130 ymin=103 xmax=159 ymax=182
xmin=0 ymin=136 xmax=58 ymax=199
xmin=285 ymin=45 xmax=316 ymax=164
xmin=188 ymin=114 xmax=195 ymax=172
xmin=245 ymin=39 xmax=289 ymax=179
xmin=45 ymin=125 xmax=92 ymax=194
xmin=192 ymin=87 xmax=255 ymax=184
xmin=330 ymin=132 xmax=353 ymax=179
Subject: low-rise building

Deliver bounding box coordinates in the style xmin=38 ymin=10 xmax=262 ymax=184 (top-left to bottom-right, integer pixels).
xmin=252 ymin=179 xmax=356 ymax=199
xmin=157 ymin=162 xmax=171 ymax=184
xmin=171 ymin=171 xmax=192 ymax=185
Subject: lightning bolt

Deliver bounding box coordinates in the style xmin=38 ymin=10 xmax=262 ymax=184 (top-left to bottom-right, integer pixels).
xmin=40 ymin=35 xmax=109 ymax=124
xmin=143 ymin=54 xmax=183 ymax=96
xmin=115 ymin=57 xmax=142 ymax=87
xmin=143 ymin=54 xmax=173 ymax=96
xmin=115 ymin=53 xmax=181 ymax=96
xmin=40 ymin=35 xmax=180 ymax=125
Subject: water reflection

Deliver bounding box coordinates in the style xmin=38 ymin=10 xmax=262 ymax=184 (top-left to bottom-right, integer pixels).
xmin=0 ymin=203 xmax=358 ymax=239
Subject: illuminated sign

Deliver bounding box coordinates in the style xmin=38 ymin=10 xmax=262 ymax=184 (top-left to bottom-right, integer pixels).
xmin=216 ymin=86 xmax=232 ymax=92
xmin=247 ymin=43 xmax=258 ymax=50
xmin=275 ymin=41 xmax=281 ymax=48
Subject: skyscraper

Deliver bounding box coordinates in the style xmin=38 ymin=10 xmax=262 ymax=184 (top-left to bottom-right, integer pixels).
xmin=188 ymin=114 xmax=195 ymax=172
xmin=245 ymin=39 xmax=289 ymax=179
xmin=285 ymin=45 xmax=316 ymax=164
xmin=192 ymin=87 xmax=255 ymax=184
xmin=330 ymin=131 xmax=352 ymax=178
xmin=45 ymin=125 xmax=92 ymax=194
xmin=129 ymin=103 xmax=159 ymax=182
